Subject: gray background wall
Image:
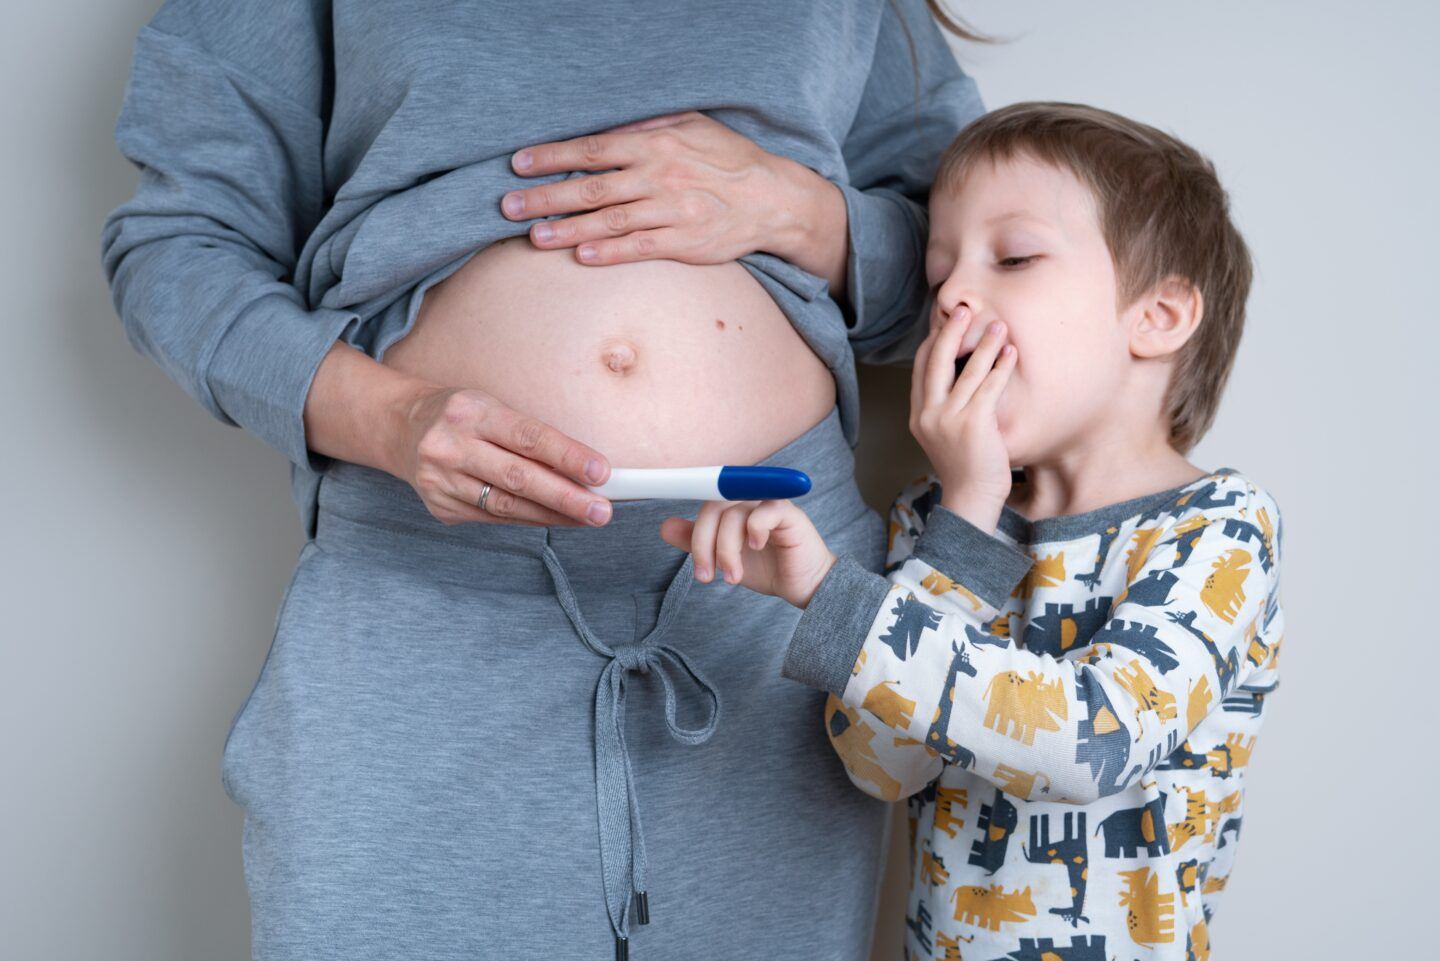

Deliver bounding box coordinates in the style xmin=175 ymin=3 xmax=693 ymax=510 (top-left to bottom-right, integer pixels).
xmin=2 ymin=1 xmax=1432 ymax=958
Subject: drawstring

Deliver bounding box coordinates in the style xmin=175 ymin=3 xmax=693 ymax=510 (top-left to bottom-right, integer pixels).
xmin=540 ymin=530 xmax=721 ymax=960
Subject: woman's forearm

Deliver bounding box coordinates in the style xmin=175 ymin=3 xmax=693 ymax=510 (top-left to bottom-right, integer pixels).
xmin=303 ymin=341 xmax=436 ymax=478
xmin=764 ymin=156 xmax=850 ymax=307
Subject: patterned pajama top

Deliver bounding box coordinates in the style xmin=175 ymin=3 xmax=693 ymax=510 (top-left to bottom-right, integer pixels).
xmin=781 ymin=467 xmax=1286 ymax=961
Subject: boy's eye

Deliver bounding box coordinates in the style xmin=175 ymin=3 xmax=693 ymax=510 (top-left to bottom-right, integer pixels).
xmin=998 ymin=255 xmax=1037 ymax=268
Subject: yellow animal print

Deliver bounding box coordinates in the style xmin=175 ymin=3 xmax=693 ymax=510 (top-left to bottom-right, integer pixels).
xmin=1016 ymin=551 xmax=1065 ymax=600
xmin=982 ymin=671 xmax=1068 ymax=745
xmin=935 ymin=930 xmax=974 ymax=960
xmin=1168 ymin=787 xmax=1241 ymax=852
xmin=993 ymin=763 xmax=1050 ymax=799
xmin=1245 ymin=619 xmax=1270 ymax=667
xmin=921 ymin=569 xmax=985 ymax=612
xmin=950 ymin=884 xmax=1037 ymax=931
xmin=1127 ymin=526 xmax=1171 ymax=584
xmin=1255 ymin=503 xmax=1276 ymax=565
xmin=920 ymin=846 xmax=950 ymax=886
xmin=1187 ymin=675 xmax=1213 ymax=731
xmin=1202 ymin=548 xmax=1252 ymax=624
xmin=898 ymin=730 xmax=944 ymax=759
xmin=1118 ymin=868 xmax=1175 ymax=945
xmin=934 ymin=785 xmax=967 ymax=839
xmin=1265 ymin=633 xmax=1283 ymax=671
xmin=1207 ymin=733 xmax=1256 ymax=776
xmin=825 ymin=696 xmax=901 ymax=801
xmin=1202 ymin=872 xmax=1228 ymax=894
xmin=1114 ymin=659 xmax=1178 ymax=737
xmin=1078 ymin=641 xmax=1114 ymax=666
xmin=1177 ymin=861 xmax=1201 ymax=905
xmin=1189 ymin=918 xmax=1211 ymax=961
xmin=852 ymin=647 xmax=867 ymax=676
xmin=863 ymin=679 xmax=916 ymax=731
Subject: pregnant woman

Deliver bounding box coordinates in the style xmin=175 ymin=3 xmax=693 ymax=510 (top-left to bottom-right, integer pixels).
xmin=100 ymin=2 xmax=984 ymax=958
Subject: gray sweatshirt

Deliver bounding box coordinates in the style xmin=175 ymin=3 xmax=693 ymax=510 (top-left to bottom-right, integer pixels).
xmin=99 ymin=8 xmax=991 ymax=956
xmin=100 ymin=0 xmax=984 ymax=538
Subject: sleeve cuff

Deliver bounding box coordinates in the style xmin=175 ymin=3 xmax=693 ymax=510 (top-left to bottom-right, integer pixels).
xmin=781 ymin=554 xmax=892 ymax=696
xmin=834 ymin=181 xmax=928 ymax=351
xmin=205 ymin=293 xmax=359 ymax=473
xmin=912 ymin=504 xmax=1034 ymax=611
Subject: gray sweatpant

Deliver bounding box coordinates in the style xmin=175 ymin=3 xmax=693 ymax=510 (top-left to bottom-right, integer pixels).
xmin=219 ymin=404 xmax=892 ymax=960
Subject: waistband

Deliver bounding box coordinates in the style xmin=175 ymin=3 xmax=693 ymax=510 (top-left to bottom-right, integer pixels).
xmin=312 ymin=404 xmax=857 ymax=958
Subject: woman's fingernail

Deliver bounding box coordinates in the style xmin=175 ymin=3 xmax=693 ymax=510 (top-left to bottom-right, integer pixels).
xmin=696 ymin=566 xmax=710 ymax=581
xmin=502 ymin=193 xmax=524 ymax=217
xmin=514 ymin=149 xmax=532 ymax=171
xmin=989 ymin=320 xmax=1003 ymax=335
xmin=585 ymin=458 xmax=605 ymax=483
xmin=578 ymin=244 xmax=596 ymax=261
xmin=534 ymin=223 xmax=554 ymax=243
xmin=588 ymin=501 xmax=611 ymax=525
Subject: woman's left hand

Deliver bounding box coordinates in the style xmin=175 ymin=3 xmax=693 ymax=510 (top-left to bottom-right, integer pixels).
xmin=501 ymin=111 xmax=847 ymax=292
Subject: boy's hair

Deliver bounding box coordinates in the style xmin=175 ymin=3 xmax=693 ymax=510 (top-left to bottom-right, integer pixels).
xmin=933 ymin=102 xmax=1253 ymax=455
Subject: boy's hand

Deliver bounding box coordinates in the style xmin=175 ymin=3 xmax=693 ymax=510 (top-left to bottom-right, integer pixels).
xmin=659 ymin=499 xmax=838 ymax=609
xmin=911 ymin=305 xmax=1018 ymax=532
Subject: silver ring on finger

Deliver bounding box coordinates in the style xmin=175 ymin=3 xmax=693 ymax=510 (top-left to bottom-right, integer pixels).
xmin=477 ymin=481 xmax=494 ymax=513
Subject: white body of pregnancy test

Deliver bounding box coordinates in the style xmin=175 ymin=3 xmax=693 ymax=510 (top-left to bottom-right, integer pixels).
xmin=584 ymin=465 xmax=812 ymax=502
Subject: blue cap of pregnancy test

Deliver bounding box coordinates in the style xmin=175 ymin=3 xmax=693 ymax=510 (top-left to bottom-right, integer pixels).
xmin=716 ymin=466 xmax=812 ymax=500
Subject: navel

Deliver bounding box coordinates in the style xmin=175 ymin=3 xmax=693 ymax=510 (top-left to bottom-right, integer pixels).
xmin=599 ymin=339 xmax=639 ymax=375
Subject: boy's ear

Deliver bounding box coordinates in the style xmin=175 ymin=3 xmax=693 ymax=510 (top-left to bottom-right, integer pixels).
xmin=1129 ymin=274 xmax=1203 ymax=360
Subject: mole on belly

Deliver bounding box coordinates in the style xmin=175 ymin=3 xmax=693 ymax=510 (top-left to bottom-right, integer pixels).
xmin=599 ymin=339 xmax=639 ymax=375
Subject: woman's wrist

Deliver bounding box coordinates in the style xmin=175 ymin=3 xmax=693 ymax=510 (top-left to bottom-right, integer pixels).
xmin=303 ymin=341 xmax=441 ymax=479
xmin=763 ymin=155 xmax=849 ymax=302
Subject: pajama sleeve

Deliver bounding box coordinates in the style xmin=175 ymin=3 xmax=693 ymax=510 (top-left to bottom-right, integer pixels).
xmin=785 ymin=476 xmax=975 ymax=802
xmin=100 ymin=0 xmax=359 ymax=473
xmin=836 ymin=0 xmax=985 ymax=367
xmin=783 ymin=474 xmax=1284 ymax=804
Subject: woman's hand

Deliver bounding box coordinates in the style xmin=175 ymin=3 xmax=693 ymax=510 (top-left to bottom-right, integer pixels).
xmin=500 ymin=111 xmax=848 ymax=294
xmin=392 ymin=385 xmax=615 ymax=528
xmin=910 ymin=305 xmax=1018 ymax=534
xmin=659 ymin=499 xmax=838 ymax=609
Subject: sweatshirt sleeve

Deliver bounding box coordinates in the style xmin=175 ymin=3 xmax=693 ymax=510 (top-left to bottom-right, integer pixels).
xmin=783 ymin=475 xmax=1284 ymax=805
xmin=835 ymin=0 xmax=984 ymax=367
xmin=99 ymin=1 xmax=359 ymax=472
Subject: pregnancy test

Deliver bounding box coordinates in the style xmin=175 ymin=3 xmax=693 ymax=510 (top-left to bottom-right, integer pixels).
xmin=585 ymin=466 xmax=812 ymax=502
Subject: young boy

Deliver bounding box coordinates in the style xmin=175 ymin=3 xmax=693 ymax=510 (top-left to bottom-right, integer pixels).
xmin=660 ymin=102 xmax=1284 ymax=960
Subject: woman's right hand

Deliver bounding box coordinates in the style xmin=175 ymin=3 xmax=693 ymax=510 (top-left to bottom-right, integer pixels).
xmin=393 ymin=385 xmax=614 ymax=528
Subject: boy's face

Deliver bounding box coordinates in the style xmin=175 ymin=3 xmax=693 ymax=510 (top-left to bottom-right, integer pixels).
xmin=925 ymin=152 xmax=1133 ymax=465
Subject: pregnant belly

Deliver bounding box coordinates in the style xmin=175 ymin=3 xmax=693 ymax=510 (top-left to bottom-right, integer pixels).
xmin=378 ymin=236 xmax=837 ymax=467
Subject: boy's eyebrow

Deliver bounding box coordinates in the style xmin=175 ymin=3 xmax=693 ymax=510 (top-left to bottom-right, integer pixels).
xmin=983 ymin=209 xmax=1052 ymax=228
